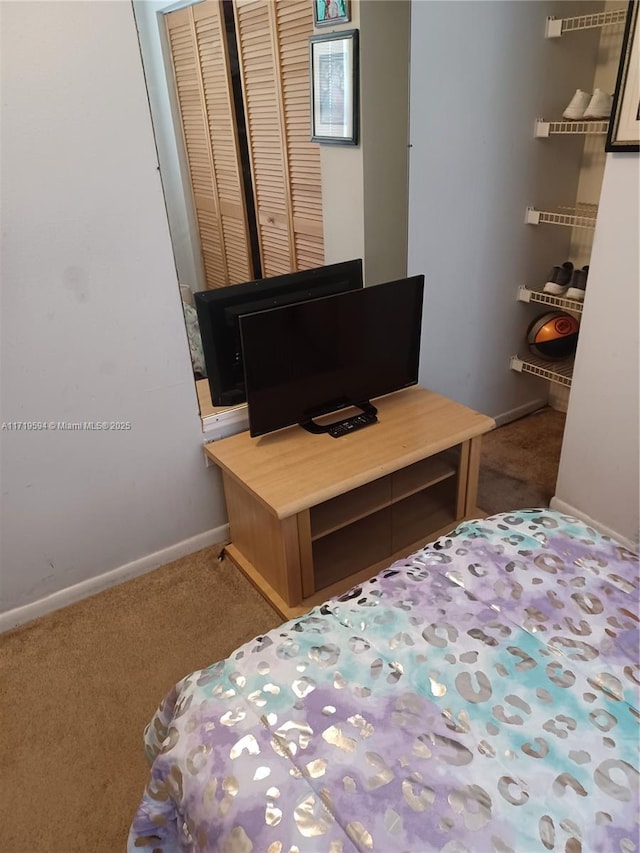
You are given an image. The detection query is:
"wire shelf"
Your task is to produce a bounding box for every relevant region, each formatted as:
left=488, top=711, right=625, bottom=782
left=535, top=119, right=609, bottom=137
left=510, top=354, right=574, bottom=387
left=526, top=204, right=598, bottom=229
left=517, top=286, right=585, bottom=314
left=545, top=8, right=628, bottom=37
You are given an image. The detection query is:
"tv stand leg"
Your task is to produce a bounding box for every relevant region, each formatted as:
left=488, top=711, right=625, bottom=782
left=464, top=437, right=482, bottom=516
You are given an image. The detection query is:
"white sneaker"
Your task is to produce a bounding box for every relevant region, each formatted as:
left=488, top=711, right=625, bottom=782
left=583, top=89, right=613, bottom=119
left=562, top=89, right=591, bottom=120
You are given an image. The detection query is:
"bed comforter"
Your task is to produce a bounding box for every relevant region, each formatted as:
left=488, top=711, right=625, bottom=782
left=128, top=509, right=639, bottom=852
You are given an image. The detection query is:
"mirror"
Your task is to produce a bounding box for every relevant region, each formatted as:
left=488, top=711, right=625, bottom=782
left=133, top=0, right=324, bottom=420
left=132, top=0, right=411, bottom=423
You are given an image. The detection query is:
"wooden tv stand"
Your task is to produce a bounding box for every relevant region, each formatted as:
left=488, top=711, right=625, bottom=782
left=204, top=386, right=494, bottom=620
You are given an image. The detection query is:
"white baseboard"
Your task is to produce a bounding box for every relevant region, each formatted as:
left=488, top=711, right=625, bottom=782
left=0, top=524, right=230, bottom=634
left=493, top=398, right=548, bottom=428
left=549, top=497, right=638, bottom=553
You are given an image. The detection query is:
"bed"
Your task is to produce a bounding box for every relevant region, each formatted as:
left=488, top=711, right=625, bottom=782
left=128, top=509, right=639, bottom=852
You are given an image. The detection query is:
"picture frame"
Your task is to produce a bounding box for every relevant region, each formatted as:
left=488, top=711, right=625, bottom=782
left=313, top=0, right=350, bottom=28
left=309, top=29, right=359, bottom=146
left=606, top=0, right=640, bottom=152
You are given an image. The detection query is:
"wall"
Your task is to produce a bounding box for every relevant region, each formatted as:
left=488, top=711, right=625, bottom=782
left=568, top=0, right=624, bottom=272
left=407, top=1, right=602, bottom=421
left=361, top=0, right=410, bottom=285
left=319, top=0, right=410, bottom=285
left=548, top=0, right=626, bottom=414
left=0, top=0, right=224, bottom=624
left=317, top=1, right=365, bottom=268
left=553, top=153, right=639, bottom=547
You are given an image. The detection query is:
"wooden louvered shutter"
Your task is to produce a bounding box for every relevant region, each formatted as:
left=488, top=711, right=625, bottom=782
left=165, top=1, right=253, bottom=289
left=234, top=0, right=324, bottom=276
left=276, top=1, right=324, bottom=269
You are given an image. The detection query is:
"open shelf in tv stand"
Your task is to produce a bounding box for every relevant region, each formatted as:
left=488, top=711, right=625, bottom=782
left=205, top=386, right=495, bottom=620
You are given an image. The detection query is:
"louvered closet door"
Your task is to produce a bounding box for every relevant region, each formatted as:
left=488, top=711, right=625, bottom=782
left=165, top=1, right=253, bottom=289
left=275, top=0, right=324, bottom=269
left=234, top=0, right=324, bottom=275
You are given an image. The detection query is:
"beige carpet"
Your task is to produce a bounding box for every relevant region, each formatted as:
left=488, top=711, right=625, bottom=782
left=478, top=406, right=565, bottom=517
left=0, top=548, right=281, bottom=853
left=0, top=406, right=564, bottom=852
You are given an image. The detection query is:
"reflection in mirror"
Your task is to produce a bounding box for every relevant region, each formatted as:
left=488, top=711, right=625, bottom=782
left=194, top=260, right=363, bottom=407
left=133, top=0, right=326, bottom=419
left=133, top=0, right=210, bottom=410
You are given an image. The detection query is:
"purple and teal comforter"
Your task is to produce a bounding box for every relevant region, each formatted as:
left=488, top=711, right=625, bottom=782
left=128, top=510, right=639, bottom=852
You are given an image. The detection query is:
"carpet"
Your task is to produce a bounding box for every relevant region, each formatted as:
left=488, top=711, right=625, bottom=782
left=478, top=407, right=565, bottom=516
left=0, top=547, right=280, bottom=853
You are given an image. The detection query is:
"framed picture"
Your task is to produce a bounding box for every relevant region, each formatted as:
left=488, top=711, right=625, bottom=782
left=310, top=29, right=359, bottom=145
left=606, top=0, right=640, bottom=152
left=313, top=0, right=350, bottom=28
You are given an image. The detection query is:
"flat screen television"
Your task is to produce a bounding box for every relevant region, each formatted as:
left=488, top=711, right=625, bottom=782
left=239, top=274, right=425, bottom=437
left=194, top=259, right=363, bottom=406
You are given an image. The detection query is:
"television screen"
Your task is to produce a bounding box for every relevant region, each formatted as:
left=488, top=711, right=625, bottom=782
left=240, top=275, right=424, bottom=437
left=194, top=260, right=363, bottom=406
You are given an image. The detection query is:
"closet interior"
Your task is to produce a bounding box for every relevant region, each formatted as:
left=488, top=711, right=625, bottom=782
left=508, top=2, right=628, bottom=482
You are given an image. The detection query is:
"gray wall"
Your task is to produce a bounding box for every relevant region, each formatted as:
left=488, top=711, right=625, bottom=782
left=361, top=0, right=411, bottom=285
left=1, top=0, right=223, bottom=617
left=408, top=1, right=602, bottom=420
left=319, top=0, right=411, bottom=286
left=554, top=153, right=639, bottom=546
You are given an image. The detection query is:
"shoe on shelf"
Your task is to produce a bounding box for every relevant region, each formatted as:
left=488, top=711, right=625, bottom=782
left=543, top=261, right=574, bottom=295
left=563, top=89, right=591, bottom=120
left=566, top=265, right=589, bottom=301
left=583, top=89, right=613, bottom=119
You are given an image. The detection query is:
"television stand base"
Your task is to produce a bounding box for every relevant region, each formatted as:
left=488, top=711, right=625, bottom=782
left=300, top=401, right=378, bottom=438
left=204, top=387, right=495, bottom=619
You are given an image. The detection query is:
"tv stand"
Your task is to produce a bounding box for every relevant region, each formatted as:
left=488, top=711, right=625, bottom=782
left=205, top=386, right=495, bottom=620
left=301, top=401, right=378, bottom=438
